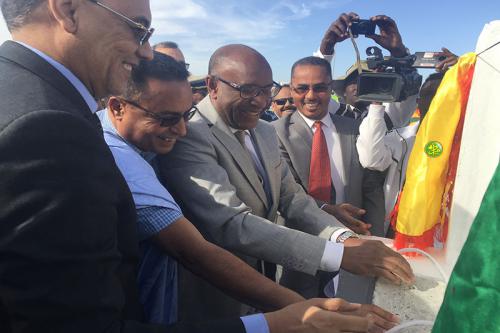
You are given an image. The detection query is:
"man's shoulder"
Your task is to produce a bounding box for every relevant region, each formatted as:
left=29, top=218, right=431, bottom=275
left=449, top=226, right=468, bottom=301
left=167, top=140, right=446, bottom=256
left=272, top=112, right=295, bottom=134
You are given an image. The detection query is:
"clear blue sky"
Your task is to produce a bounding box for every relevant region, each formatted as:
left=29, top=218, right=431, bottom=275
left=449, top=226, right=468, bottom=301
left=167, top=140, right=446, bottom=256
left=1, top=0, right=499, bottom=82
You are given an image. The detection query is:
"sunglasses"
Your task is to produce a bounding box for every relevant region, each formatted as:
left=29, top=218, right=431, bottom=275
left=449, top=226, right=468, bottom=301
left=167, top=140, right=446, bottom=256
left=291, top=82, right=332, bottom=96
left=121, top=99, right=197, bottom=127
left=273, top=97, right=294, bottom=106
left=89, top=0, right=155, bottom=46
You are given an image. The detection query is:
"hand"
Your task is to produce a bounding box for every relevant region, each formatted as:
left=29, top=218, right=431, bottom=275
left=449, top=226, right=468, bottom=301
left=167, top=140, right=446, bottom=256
left=435, top=47, right=458, bottom=72
left=323, top=203, right=372, bottom=235
left=342, top=238, right=415, bottom=285
left=366, top=15, right=406, bottom=57
left=342, top=303, right=400, bottom=331
left=265, top=298, right=377, bottom=333
left=320, top=12, right=360, bottom=55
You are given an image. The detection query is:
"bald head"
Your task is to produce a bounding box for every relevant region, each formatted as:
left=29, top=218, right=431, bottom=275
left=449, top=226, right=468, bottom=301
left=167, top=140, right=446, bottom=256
left=208, top=44, right=271, bottom=77
left=206, top=44, right=274, bottom=130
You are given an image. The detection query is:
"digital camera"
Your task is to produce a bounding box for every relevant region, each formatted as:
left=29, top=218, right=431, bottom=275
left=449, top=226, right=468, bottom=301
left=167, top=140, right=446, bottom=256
left=350, top=19, right=376, bottom=36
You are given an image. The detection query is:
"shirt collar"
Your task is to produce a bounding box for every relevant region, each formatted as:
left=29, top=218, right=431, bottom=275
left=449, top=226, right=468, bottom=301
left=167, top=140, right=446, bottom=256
left=297, top=109, right=334, bottom=130
left=15, top=41, right=98, bottom=113
left=98, top=109, right=157, bottom=162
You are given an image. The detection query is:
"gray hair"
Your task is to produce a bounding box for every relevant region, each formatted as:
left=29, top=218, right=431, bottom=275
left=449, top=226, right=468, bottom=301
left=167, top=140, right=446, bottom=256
left=1, top=0, right=45, bottom=31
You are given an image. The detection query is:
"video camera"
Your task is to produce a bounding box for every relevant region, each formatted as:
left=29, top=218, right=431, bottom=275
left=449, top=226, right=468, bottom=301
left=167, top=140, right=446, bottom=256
left=357, top=46, right=423, bottom=102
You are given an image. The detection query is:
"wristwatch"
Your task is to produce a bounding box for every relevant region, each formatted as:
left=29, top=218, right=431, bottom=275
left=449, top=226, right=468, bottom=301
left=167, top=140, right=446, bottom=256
left=337, top=231, right=359, bottom=243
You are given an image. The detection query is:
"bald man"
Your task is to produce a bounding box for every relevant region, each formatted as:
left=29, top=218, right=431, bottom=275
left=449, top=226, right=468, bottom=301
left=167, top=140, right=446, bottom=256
left=159, top=44, right=413, bottom=321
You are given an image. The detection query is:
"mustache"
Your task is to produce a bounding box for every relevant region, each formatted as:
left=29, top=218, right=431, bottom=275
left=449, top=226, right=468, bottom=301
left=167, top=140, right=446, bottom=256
left=283, top=105, right=297, bottom=111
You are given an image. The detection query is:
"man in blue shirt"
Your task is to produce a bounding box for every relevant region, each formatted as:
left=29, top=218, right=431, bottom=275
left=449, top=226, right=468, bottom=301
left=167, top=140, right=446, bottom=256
left=99, top=52, right=399, bottom=332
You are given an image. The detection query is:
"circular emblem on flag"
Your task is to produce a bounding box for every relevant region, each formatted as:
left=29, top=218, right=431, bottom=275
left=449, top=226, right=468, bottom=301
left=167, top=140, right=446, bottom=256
left=425, top=141, right=443, bottom=158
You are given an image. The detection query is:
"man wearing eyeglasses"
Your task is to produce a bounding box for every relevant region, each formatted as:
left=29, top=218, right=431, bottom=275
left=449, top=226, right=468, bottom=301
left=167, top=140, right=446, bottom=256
left=100, top=51, right=397, bottom=333
left=0, top=1, right=232, bottom=333
left=159, top=44, right=414, bottom=322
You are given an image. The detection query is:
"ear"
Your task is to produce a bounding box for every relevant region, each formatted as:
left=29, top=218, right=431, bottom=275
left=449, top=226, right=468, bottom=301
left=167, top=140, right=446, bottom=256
left=46, top=0, right=79, bottom=34
left=108, top=97, right=125, bottom=120
left=206, top=75, right=218, bottom=99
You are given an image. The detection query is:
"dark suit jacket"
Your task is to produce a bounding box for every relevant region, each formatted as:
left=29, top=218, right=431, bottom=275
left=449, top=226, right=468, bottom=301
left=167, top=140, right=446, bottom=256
left=274, top=111, right=386, bottom=236
left=0, top=41, right=244, bottom=333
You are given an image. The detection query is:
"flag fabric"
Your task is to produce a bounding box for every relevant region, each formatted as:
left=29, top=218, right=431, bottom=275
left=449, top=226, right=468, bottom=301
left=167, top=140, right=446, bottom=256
left=432, top=162, right=500, bottom=333
left=391, top=53, right=477, bottom=250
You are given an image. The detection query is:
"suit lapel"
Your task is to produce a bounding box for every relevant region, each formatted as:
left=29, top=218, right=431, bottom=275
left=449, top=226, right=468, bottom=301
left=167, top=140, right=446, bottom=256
left=289, top=112, right=313, bottom=190
left=197, top=98, right=269, bottom=207
left=250, top=127, right=277, bottom=207
left=0, top=41, right=93, bottom=117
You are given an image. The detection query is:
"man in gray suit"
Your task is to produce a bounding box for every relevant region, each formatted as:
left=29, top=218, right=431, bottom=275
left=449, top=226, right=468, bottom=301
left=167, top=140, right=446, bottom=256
left=274, top=56, right=387, bottom=303
left=159, top=44, right=414, bottom=321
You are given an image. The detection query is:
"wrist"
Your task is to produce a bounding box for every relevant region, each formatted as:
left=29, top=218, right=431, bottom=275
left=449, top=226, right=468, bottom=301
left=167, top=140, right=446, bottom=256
left=390, top=46, right=410, bottom=58
left=320, top=39, right=336, bottom=55
left=337, top=230, right=359, bottom=243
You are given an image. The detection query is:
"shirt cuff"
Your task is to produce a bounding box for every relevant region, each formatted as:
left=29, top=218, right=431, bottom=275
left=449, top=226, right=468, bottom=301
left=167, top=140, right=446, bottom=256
left=368, top=104, right=386, bottom=118
left=240, top=314, right=270, bottom=333
left=319, top=240, right=345, bottom=272
left=313, top=48, right=334, bottom=63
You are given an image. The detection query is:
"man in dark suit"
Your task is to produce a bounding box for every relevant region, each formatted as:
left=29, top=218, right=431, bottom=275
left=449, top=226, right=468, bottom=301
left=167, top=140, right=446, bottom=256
left=0, top=2, right=385, bottom=332
left=0, top=1, right=246, bottom=332
left=274, top=56, right=387, bottom=303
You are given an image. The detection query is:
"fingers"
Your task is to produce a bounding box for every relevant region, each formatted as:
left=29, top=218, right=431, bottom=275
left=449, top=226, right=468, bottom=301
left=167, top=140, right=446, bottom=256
left=370, top=15, right=396, bottom=28
left=332, top=312, right=373, bottom=332
left=375, top=247, right=415, bottom=284
left=363, top=305, right=400, bottom=330
left=343, top=204, right=366, bottom=217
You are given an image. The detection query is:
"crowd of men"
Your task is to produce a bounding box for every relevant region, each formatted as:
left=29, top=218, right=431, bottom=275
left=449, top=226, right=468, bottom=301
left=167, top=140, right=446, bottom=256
left=0, top=1, right=457, bottom=332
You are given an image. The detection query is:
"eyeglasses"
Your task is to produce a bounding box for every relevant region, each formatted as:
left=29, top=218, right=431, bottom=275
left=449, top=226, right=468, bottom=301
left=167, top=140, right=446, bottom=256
left=216, top=77, right=281, bottom=99
left=273, top=97, right=294, bottom=106
left=179, top=61, right=190, bottom=70
left=291, top=82, right=333, bottom=96
left=88, top=0, right=155, bottom=45
left=121, top=99, right=197, bottom=126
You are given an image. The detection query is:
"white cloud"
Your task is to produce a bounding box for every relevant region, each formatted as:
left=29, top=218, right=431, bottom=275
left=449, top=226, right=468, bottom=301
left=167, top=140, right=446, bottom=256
left=0, top=19, right=10, bottom=43
left=149, top=0, right=344, bottom=74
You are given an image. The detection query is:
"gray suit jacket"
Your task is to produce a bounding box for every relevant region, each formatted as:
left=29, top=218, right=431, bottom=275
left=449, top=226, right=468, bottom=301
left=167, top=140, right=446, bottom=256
left=274, top=111, right=386, bottom=235
left=158, top=96, right=345, bottom=319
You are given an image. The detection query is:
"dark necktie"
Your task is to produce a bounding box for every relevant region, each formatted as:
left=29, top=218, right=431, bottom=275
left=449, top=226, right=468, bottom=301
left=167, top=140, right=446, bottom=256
left=309, top=121, right=332, bottom=203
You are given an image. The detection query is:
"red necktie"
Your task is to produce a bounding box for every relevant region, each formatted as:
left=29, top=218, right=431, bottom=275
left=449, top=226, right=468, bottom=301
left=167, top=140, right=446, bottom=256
left=309, top=121, right=331, bottom=203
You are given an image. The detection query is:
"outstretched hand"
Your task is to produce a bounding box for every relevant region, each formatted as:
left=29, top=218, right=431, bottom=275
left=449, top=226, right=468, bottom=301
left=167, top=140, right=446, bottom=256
left=265, top=298, right=379, bottom=333
left=323, top=203, right=371, bottom=235
left=366, top=15, right=407, bottom=57
left=342, top=238, right=415, bottom=285
left=436, top=47, right=458, bottom=72
left=320, top=12, right=360, bottom=55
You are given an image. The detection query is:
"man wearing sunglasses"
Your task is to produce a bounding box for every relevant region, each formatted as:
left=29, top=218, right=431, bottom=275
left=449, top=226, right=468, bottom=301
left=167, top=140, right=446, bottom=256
left=159, top=44, right=413, bottom=323
left=100, top=51, right=395, bottom=333
left=271, top=84, right=297, bottom=118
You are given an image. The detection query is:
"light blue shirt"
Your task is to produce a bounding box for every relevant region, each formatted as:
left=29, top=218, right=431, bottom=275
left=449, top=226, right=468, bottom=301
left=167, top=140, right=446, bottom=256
left=98, top=109, right=268, bottom=332
left=14, top=41, right=98, bottom=113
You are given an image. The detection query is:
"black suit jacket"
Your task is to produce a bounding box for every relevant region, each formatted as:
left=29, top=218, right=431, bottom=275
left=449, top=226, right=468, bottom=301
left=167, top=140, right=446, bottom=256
left=0, top=41, right=244, bottom=333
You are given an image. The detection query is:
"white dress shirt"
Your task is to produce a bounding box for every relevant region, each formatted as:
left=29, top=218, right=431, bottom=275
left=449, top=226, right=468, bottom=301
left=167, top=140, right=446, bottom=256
left=297, top=110, right=346, bottom=204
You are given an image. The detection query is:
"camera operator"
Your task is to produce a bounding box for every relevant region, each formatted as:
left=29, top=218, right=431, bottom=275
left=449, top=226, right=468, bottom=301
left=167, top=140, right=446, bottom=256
left=314, top=13, right=418, bottom=129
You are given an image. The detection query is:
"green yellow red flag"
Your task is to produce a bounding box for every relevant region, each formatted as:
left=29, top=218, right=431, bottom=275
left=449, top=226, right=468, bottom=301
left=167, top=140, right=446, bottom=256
left=392, top=53, right=477, bottom=249
left=432, top=162, right=500, bottom=332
